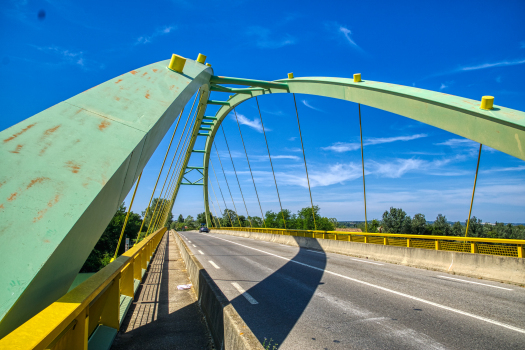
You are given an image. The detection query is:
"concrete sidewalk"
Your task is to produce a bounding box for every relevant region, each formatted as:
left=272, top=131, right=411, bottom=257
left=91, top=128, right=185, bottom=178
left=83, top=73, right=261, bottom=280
left=112, top=231, right=213, bottom=350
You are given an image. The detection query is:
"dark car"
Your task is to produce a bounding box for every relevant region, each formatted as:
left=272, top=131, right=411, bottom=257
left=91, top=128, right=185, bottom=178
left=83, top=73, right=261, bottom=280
left=199, top=226, right=209, bottom=233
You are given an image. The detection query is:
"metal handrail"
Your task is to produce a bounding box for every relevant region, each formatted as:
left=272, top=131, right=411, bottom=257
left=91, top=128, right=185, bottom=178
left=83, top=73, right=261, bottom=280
left=216, top=227, right=524, bottom=258
left=0, top=228, right=167, bottom=350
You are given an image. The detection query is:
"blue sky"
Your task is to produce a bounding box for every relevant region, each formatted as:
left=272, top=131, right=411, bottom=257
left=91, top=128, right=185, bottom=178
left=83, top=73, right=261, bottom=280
left=1, top=0, right=524, bottom=223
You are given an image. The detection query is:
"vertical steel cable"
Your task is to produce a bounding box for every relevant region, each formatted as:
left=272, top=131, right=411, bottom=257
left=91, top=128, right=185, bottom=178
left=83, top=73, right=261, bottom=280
left=221, top=126, right=252, bottom=227
left=112, top=171, right=142, bottom=260
left=358, top=104, right=368, bottom=233
left=209, top=197, right=221, bottom=228
left=211, top=160, right=234, bottom=226
left=465, top=144, right=482, bottom=237
left=255, top=96, right=287, bottom=229
left=136, top=104, right=189, bottom=240
left=233, top=108, right=266, bottom=228
left=292, top=93, right=317, bottom=230
left=214, top=144, right=242, bottom=226
left=147, top=93, right=200, bottom=234
left=209, top=178, right=224, bottom=226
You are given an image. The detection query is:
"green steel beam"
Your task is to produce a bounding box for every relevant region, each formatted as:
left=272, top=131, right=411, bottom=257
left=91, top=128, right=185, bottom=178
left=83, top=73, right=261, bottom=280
left=198, top=132, right=210, bottom=136
left=201, top=121, right=214, bottom=125
left=0, top=57, right=212, bottom=337
left=192, top=150, right=206, bottom=153
left=210, top=85, right=265, bottom=94
left=203, top=116, right=218, bottom=120
left=207, top=100, right=229, bottom=106
left=210, top=76, right=288, bottom=90
left=201, top=76, right=525, bottom=226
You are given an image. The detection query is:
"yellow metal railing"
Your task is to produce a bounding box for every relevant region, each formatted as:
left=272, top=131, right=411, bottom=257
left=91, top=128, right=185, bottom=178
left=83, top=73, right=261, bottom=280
left=216, top=227, right=524, bottom=258
left=0, top=228, right=167, bottom=350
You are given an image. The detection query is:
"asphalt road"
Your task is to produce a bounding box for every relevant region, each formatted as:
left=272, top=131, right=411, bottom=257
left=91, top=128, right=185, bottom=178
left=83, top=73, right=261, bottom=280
left=178, top=230, right=525, bottom=350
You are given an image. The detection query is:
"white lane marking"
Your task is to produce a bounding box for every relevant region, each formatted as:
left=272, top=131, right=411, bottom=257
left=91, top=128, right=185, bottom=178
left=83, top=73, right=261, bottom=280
left=198, top=232, right=525, bottom=334
left=188, top=241, right=192, bottom=243
left=231, top=282, right=258, bottom=304
left=351, top=258, right=384, bottom=266
left=198, top=250, right=204, bottom=255
left=437, top=276, right=513, bottom=291
left=208, top=261, right=220, bottom=269
left=192, top=244, right=197, bottom=248
left=306, top=249, right=324, bottom=254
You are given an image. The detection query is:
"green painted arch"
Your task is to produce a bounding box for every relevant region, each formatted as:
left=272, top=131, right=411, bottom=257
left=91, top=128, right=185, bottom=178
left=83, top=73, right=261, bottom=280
left=202, top=77, right=525, bottom=227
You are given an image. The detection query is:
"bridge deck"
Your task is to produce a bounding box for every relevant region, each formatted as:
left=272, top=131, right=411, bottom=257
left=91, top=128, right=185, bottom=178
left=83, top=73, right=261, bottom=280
left=111, top=232, right=212, bottom=349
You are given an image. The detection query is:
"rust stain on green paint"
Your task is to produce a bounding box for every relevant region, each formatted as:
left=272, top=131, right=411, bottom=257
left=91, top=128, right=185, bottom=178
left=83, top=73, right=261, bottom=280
left=65, top=161, right=81, bottom=174
left=33, top=194, right=61, bottom=222
left=98, top=120, right=110, bottom=131
left=3, top=123, right=36, bottom=143
left=26, top=177, right=49, bottom=189
left=44, top=125, right=61, bottom=136
left=9, top=144, right=23, bottom=153
left=130, top=70, right=138, bottom=75
left=115, top=79, right=123, bottom=84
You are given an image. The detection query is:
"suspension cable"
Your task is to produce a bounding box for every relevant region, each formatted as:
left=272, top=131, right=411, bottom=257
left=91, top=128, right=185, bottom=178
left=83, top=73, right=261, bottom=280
left=214, top=144, right=242, bottom=226
left=147, top=93, right=200, bottom=234
left=211, top=160, right=234, bottom=226
left=255, top=96, right=287, bottom=229
left=465, top=144, right=482, bottom=237
left=209, top=177, right=224, bottom=227
left=112, top=171, right=142, bottom=260
left=135, top=104, right=189, bottom=241
left=209, top=197, right=221, bottom=228
left=221, top=126, right=252, bottom=227
left=358, top=103, right=368, bottom=233
left=233, top=108, right=266, bottom=228
left=292, top=93, right=317, bottom=230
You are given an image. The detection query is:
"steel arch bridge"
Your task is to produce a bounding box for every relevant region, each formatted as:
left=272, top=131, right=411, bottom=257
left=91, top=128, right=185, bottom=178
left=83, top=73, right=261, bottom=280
left=0, top=53, right=524, bottom=346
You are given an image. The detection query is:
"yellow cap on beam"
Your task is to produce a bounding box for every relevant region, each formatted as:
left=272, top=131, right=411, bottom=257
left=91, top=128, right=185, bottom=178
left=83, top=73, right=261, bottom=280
left=354, top=73, right=362, bottom=82
left=480, top=96, right=494, bottom=110
left=206, top=63, right=212, bottom=67
left=168, top=54, right=186, bottom=73
left=197, top=53, right=207, bottom=64
left=288, top=72, right=294, bottom=79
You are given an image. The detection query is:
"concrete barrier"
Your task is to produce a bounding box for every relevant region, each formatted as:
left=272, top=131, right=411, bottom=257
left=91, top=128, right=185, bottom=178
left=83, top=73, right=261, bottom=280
left=172, top=231, right=264, bottom=350
left=211, top=229, right=525, bottom=286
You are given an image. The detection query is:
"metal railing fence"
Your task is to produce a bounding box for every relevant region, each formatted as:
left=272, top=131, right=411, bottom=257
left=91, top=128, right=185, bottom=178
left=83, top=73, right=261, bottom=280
left=0, top=228, right=167, bottom=350
left=216, top=227, right=524, bottom=258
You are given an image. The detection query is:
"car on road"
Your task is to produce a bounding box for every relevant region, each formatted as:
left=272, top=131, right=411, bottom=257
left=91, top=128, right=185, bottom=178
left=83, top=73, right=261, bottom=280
left=199, top=226, right=209, bottom=233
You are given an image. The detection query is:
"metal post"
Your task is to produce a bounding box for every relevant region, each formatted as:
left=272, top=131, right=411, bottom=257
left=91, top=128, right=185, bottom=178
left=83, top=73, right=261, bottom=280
left=465, top=144, right=482, bottom=237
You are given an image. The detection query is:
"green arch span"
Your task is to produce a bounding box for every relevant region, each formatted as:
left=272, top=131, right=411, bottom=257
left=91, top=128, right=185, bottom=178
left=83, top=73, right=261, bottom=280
left=202, top=77, right=525, bottom=226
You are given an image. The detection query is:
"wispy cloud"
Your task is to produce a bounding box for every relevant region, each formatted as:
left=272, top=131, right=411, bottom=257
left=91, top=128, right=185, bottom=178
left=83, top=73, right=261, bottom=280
left=369, top=158, right=424, bottom=178
left=322, top=134, right=428, bottom=153
left=135, top=25, right=176, bottom=45
left=288, top=137, right=297, bottom=141
left=325, top=22, right=364, bottom=53
left=272, top=155, right=300, bottom=160
left=339, top=26, right=359, bottom=48
left=482, top=165, right=525, bottom=173
left=246, top=26, right=295, bottom=49
left=301, top=99, right=323, bottom=112
left=429, top=58, right=525, bottom=78
left=32, top=45, right=99, bottom=69
left=231, top=112, right=267, bottom=133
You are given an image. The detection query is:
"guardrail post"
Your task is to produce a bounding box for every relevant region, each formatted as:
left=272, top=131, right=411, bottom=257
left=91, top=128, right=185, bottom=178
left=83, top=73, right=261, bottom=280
left=384, top=238, right=389, bottom=245
left=471, top=242, right=478, bottom=254
left=407, top=238, right=412, bottom=247
left=364, top=236, right=368, bottom=243
left=435, top=240, right=441, bottom=250
left=348, top=235, right=353, bottom=242
left=133, top=256, right=141, bottom=281
left=141, top=246, right=148, bottom=271
left=121, top=262, right=134, bottom=298
left=518, top=245, right=523, bottom=258
left=99, top=274, right=121, bottom=331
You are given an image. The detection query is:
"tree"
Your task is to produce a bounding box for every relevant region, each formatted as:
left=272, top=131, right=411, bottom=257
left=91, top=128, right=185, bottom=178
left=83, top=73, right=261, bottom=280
left=382, top=207, right=411, bottom=234
left=184, top=215, right=196, bottom=229
left=451, top=221, right=464, bottom=236
left=411, top=213, right=427, bottom=235
left=177, top=214, right=184, bottom=223
left=465, top=216, right=484, bottom=237
left=196, top=212, right=207, bottom=226
left=430, top=214, right=451, bottom=236
left=141, top=198, right=171, bottom=229
left=81, top=202, right=142, bottom=273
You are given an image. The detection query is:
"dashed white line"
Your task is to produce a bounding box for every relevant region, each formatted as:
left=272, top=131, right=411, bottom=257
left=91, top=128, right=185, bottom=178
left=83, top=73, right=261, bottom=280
left=197, top=232, right=525, bottom=334
left=188, top=241, right=192, bottom=243
left=192, top=244, right=197, bottom=248
left=350, top=258, right=384, bottom=266
left=437, top=275, right=513, bottom=291
left=198, top=250, right=204, bottom=255
left=306, top=249, right=324, bottom=254
left=208, top=261, right=220, bottom=269
left=231, top=282, right=258, bottom=304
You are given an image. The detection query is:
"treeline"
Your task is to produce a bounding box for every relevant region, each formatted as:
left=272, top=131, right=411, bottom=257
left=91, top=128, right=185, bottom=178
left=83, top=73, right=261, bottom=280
left=350, top=207, right=525, bottom=240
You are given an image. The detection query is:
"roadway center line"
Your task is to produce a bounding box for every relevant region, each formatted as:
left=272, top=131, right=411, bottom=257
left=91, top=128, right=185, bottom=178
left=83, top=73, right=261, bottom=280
left=198, top=250, right=204, bottom=255
left=306, top=249, right=324, bottom=254
left=199, top=233, right=525, bottom=334
left=208, top=261, right=220, bottom=269
left=437, top=275, right=513, bottom=291
left=231, top=282, right=259, bottom=304
left=192, top=244, right=197, bottom=248
left=350, top=258, right=384, bottom=266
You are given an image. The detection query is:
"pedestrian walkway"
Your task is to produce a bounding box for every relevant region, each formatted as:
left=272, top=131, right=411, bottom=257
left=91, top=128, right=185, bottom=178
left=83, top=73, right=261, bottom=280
left=112, top=231, right=213, bottom=349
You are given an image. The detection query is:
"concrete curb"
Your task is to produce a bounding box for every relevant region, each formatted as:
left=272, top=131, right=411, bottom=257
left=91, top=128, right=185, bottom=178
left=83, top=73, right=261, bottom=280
left=211, top=230, right=525, bottom=286
left=172, top=231, right=264, bottom=350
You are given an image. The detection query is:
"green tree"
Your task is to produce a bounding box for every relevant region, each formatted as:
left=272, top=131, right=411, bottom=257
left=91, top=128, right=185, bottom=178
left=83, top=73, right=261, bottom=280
left=411, top=213, right=427, bottom=235
left=465, top=216, right=484, bottom=237
left=382, top=207, right=412, bottom=234
left=177, top=214, right=184, bottom=223
left=451, top=221, right=464, bottom=236
left=430, top=214, right=450, bottom=236
left=141, top=198, right=170, bottom=229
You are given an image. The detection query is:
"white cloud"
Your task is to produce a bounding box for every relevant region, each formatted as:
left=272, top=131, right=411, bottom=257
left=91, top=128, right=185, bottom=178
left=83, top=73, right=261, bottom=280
left=482, top=165, right=525, bottom=173
left=135, top=25, right=176, bottom=45
left=246, top=26, right=295, bottom=49
left=288, top=137, right=297, bottom=141
left=33, top=46, right=91, bottom=68
left=322, top=134, right=428, bottom=153
left=440, top=83, right=448, bottom=90
left=272, top=155, right=300, bottom=160
left=369, top=158, right=424, bottom=178
left=231, top=113, right=266, bottom=133
left=461, top=58, right=525, bottom=71
left=301, top=99, right=324, bottom=112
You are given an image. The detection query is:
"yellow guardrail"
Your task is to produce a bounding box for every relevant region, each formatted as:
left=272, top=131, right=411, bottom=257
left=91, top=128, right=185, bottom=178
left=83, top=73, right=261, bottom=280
left=0, top=228, right=167, bottom=350
left=216, top=227, right=524, bottom=258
